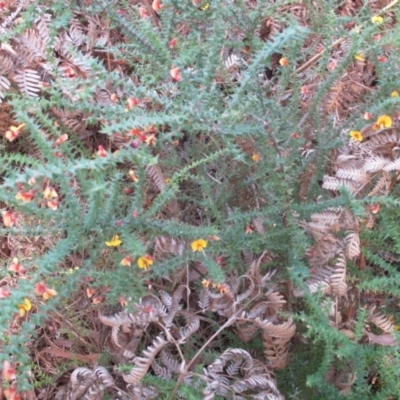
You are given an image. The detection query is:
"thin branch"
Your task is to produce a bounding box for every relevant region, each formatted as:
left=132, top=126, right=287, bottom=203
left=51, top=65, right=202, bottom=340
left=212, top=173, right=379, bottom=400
left=249, top=114, right=280, bottom=154
left=295, top=0, right=399, bottom=74
left=167, top=312, right=240, bottom=400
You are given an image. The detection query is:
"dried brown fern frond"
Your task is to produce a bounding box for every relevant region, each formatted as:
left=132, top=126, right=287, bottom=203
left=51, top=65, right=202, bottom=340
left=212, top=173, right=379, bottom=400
left=330, top=252, right=348, bottom=297
left=68, top=16, right=86, bottom=47
left=146, top=163, right=166, bottom=192
left=246, top=251, right=274, bottom=289
left=154, top=236, right=185, bottom=260
left=322, top=175, right=361, bottom=193
left=236, top=319, right=260, bottom=342
left=251, top=317, right=296, bottom=369
left=99, top=296, right=165, bottom=329
left=13, top=68, right=41, bottom=98
left=344, top=230, right=360, bottom=259
left=235, top=275, right=256, bottom=303
left=52, top=108, right=88, bottom=136
left=177, top=311, right=200, bottom=344
left=0, top=75, right=11, bottom=103
left=336, top=0, right=363, bottom=16
left=367, top=305, right=394, bottom=333
left=323, top=126, right=400, bottom=197
left=323, top=57, right=376, bottom=120
left=197, top=287, right=209, bottom=312
left=252, top=216, right=265, bottom=234
left=160, top=349, right=181, bottom=374
left=126, top=382, right=159, bottom=399
left=162, top=285, right=188, bottom=326
left=305, top=265, right=334, bottom=295
left=122, top=334, right=170, bottom=384
left=99, top=310, right=133, bottom=327
left=325, top=363, right=356, bottom=395
left=17, top=28, right=47, bottom=63
left=0, top=102, right=14, bottom=133
left=66, top=366, right=114, bottom=400
left=305, top=235, right=343, bottom=267
left=202, top=348, right=284, bottom=399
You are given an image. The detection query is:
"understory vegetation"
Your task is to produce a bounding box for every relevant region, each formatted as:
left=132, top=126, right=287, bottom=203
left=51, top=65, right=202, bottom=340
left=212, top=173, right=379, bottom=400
left=0, top=0, right=400, bottom=399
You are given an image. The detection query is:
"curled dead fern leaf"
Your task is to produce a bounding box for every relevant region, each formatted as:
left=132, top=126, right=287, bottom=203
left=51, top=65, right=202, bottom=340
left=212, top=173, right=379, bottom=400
left=123, top=334, right=170, bottom=384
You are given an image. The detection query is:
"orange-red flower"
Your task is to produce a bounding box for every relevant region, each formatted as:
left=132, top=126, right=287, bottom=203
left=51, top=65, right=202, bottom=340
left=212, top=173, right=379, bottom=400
left=8, top=258, right=26, bottom=274
left=208, top=235, right=220, bottom=241
left=137, top=255, right=153, bottom=270
left=169, top=38, right=177, bottom=49
left=5, top=124, right=25, bottom=142
left=3, top=210, right=17, bottom=227
left=35, top=282, right=57, bottom=300
left=4, top=383, right=22, bottom=400
left=364, top=112, right=373, bottom=120
left=64, top=65, right=75, bottom=78
left=279, top=57, right=288, bottom=67
left=126, top=97, right=139, bottom=110
left=152, top=0, right=162, bottom=11
left=139, top=6, right=148, bottom=18
left=170, top=67, right=182, bottom=82
left=53, top=134, right=68, bottom=146
left=0, top=287, right=11, bottom=298
left=86, top=287, right=96, bottom=298
left=47, top=199, right=59, bottom=211
left=129, top=170, right=139, bottom=182
left=369, top=204, right=380, bottom=214
left=216, top=283, right=228, bottom=294
left=328, top=60, right=337, bottom=71
left=145, top=134, right=156, bottom=146
left=92, top=296, right=103, bottom=304
left=245, top=226, right=253, bottom=234
left=129, top=128, right=147, bottom=142
left=119, top=295, right=127, bottom=307
left=300, top=86, right=310, bottom=95
left=15, top=190, right=35, bottom=203
left=3, top=361, right=16, bottom=381
left=43, top=186, right=58, bottom=200
left=202, top=279, right=212, bottom=288
left=97, top=145, right=108, bottom=157
left=120, top=256, right=132, bottom=266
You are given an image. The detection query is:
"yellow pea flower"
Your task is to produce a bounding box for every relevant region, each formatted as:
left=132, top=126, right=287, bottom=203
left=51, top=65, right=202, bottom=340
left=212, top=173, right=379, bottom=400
left=371, top=15, right=383, bottom=24
left=137, top=255, right=153, bottom=270
left=373, top=115, right=392, bottom=130
left=350, top=131, right=363, bottom=142
left=105, top=235, right=122, bottom=247
left=191, top=239, right=207, bottom=252
left=18, top=298, right=32, bottom=317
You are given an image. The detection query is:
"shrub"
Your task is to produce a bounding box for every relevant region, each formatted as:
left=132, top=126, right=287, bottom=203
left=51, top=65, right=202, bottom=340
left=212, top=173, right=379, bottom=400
left=0, top=0, right=400, bottom=398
